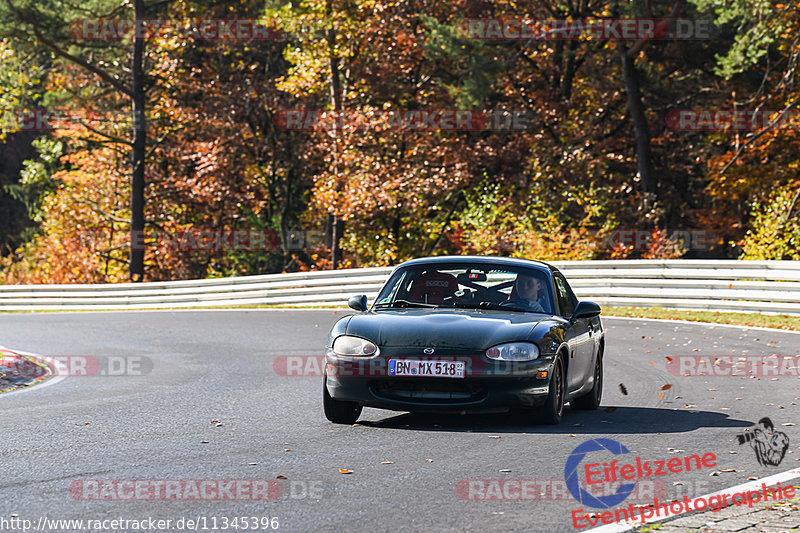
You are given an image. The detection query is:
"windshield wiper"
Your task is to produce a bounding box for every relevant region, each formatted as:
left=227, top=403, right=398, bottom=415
left=373, top=299, right=438, bottom=309
left=444, top=301, right=528, bottom=312
left=477, top=301, right=529, bottom=312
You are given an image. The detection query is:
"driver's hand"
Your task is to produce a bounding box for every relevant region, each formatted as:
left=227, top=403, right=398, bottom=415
left=506, top=298, right=544, bottom=313
left=528, top=300, right=545, bottom=313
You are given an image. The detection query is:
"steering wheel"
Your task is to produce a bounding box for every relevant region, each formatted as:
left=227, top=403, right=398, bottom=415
left=500, top=298, right=545, bottom=313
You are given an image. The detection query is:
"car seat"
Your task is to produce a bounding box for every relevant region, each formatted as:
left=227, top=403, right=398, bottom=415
left=411, top=271, right=459, bottom=305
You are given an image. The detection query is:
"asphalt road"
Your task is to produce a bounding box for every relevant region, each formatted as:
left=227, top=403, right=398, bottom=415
left=1, top=311, right=799, bottom=533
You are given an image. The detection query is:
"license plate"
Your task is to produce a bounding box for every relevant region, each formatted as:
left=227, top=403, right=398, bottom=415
left=388, top=359, right=465, bottom=378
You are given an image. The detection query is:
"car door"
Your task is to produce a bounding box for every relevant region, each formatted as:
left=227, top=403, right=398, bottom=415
left=553, top=272, right=594, bottom=392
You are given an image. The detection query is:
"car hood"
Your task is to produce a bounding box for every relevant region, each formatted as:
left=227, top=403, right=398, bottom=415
left=345, top=309, right=546, bottom=349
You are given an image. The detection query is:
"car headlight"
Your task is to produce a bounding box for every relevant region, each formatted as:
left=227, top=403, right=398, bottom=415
left=485, top=342, right=539, bottom=361
left=332, top=335, right=378, bottom=356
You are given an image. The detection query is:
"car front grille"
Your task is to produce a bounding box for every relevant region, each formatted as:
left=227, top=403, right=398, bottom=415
left=370, top=379, right=487, bottom=404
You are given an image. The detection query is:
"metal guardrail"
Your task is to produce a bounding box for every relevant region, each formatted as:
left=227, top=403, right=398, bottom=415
left=1, top=260, right=799, bottom=314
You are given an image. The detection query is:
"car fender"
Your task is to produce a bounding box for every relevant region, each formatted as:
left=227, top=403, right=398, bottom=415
left=326, top=315, right=355, bottom=350
left=529, top=319, right=567, bottom=357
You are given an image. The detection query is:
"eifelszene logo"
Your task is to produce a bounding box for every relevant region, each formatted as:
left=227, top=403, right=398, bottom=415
left=565, top=438, right=718, bottom=510
left=565, top=438, right=636, bottom=509
left=737, top=418, right=790, bottom=467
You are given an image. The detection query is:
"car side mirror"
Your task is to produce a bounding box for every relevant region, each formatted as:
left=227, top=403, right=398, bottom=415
left=348, top=294, right=368, bottom=312
left=571, top=301, right=601, bottom=320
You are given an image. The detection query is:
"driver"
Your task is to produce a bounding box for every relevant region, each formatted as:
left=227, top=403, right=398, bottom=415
left=508, top=273, right=547, bottom=313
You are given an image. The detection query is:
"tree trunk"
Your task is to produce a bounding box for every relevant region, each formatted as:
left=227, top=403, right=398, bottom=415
left=615, top=1, right=686, bottom=201
left=327, top=0, right=343, bottom=269
left=129, top=0, right=146, bottom=281
left=619, top=46, right=655, bottom=197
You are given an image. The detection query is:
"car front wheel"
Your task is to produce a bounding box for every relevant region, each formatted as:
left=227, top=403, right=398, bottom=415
left=323, top=376, right=362, bottom=424
left=536, top=356, right=565, bottom=425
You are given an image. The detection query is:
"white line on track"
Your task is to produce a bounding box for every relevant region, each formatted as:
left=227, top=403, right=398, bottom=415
left=603, top=315, right=800, bottom=335
left=584, top=466, right=800, bottom=532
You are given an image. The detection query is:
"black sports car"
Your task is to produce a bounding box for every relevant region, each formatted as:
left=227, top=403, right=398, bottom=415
left=323, top=256, right=604, bottom=425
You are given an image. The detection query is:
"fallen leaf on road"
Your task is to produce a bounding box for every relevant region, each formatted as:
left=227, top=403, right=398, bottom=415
left=284, top=449, right=291, bottom=452
left=661, top=384, right=672, bottom=390
left=659, top=392, right=664, bottom=400
left=276, top=475, right=287, bottom=479
left=380, top=461, right=394, bottom=464
left=426, top=459, right=433, bottom=463
left=339, top=468, right=352, bottom=474
left=783, top=423, right=796, bottom=426
left=248, top=462, right=258, bottom=466
left=665, top=356, right=674, bottom=363
left=619, top=384, right=628, bottom=395
left=488, top=435, right=502, bottom=439
left=200, top=441, right=208, bottom=444
left=500, top=469, right=511, bottom=472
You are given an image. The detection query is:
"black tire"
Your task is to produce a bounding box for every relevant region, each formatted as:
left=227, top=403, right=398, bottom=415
left=571, top=350, right=603, bottom=411
left=323, top=376, right=362, bottom=424
left=537, top=355, right=566, bottom=425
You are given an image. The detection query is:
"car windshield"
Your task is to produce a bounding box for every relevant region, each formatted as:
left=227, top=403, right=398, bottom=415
left=373, top=263, right=555, bottom=314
